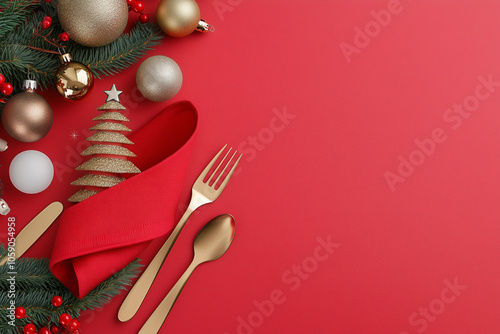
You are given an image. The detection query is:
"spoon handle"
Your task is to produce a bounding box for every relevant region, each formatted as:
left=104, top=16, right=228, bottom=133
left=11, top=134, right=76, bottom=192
left=118, top=206, right=195, bottom=322
left=139, top=261, right=199, bottom=334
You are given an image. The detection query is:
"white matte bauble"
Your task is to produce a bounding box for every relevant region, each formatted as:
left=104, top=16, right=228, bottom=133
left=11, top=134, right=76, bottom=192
left=9, top=150, right=54, bottom=194
left=136, top=56, right=183, bottom=102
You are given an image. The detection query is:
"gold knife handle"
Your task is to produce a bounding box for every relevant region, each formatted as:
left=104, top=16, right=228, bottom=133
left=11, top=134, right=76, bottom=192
left=0, top=202, right=63, bottom=266
left=117, top=205, right=195, bottom=322
left=138, top=261, right=198, bottom=334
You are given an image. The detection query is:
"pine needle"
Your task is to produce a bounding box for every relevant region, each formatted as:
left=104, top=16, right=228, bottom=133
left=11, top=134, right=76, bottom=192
left=0, top=244, right=143, bottom=333
left=0, top=2, right=163, bottom=112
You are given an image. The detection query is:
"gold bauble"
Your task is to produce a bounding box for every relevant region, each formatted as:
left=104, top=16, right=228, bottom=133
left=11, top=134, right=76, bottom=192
left=1, top=80, right=53, bottom=143
left=58, top=0, right=128, bottom=47
left=156, top=0, right=201, bottom=37
left=55, top=53, right=94, bottom=101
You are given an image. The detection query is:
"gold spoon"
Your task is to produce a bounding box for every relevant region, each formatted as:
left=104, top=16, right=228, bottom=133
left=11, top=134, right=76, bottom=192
left=138, top=214, right=236, bottom=334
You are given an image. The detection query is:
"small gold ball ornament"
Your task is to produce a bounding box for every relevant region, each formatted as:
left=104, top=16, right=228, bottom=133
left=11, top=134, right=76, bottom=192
left=55, top=53, right=94, bottom=101
left=156, top=0, right=214, bottom=37
left=1, top=79, right=53, bottom=143
left=58, top=0, right=128, bottom=47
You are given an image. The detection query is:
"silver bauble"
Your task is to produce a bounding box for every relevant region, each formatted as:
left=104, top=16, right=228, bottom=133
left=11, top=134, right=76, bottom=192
left=136, top=56, right=183, bottom=102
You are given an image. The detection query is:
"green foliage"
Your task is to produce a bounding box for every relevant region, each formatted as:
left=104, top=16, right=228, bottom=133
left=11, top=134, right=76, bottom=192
left=0, top=244, right=142, bottom=333
left=0, top=0, right=163, bottom=110
left=0, top=0, right=48, bottom=39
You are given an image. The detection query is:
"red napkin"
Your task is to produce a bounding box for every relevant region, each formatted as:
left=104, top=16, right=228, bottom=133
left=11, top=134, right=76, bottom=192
left=50, top=101, right=198, bottom=298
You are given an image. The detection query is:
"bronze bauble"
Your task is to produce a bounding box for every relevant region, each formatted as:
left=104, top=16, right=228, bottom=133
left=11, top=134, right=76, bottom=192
left=156, top=0, right=201, bottom=37
left=58, top=0, right=128, bottom=47
left=55, top=53, right=94, bottom=101
left=2, top=84, right=53, bottom=143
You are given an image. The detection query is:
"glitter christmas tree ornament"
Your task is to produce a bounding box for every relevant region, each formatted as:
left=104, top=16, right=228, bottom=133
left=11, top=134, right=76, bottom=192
left=69, top=85, right=140, bottom=203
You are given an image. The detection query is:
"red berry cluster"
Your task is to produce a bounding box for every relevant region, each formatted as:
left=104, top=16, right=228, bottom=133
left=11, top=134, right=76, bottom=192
left=41, top=16, right=52, bottom=29
left=127, top=0, right=149, bottom=23
left=59, top=32, right=70, bottom=42
left=0, top=74, right=13, bottom=99
left=15, top=296, right=81, bottom=334
left=39, top=16, right=70, bottom=42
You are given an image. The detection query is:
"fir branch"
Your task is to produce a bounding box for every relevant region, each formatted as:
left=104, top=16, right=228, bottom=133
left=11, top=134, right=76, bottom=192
left=68, top=22, right=163, bottom=78
left=0, top=0, right=43, bottom=38
left=0, top=244, right=143, bottom=333
left=0, top=1, right=162, bottom=113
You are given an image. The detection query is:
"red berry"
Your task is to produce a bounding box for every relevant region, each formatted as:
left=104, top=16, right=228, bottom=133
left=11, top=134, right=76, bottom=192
left=67, top=319, right=79, bottom=331
left=41, top=19, right=51, bottom=29
left=139, top=13, right=150, bottom=23
left=39, top=328, right=50, bottom=334
left=58, top=313, right=71, bottom=326
left=51, top=296, right=63, bottom=307
left=44, top=16, right=52, bottom=24
left=0, top=74, right=4, bottom=85
left=131, top=0, right=144, bottom=12
left=59, top=32, right=70, bottom=42
left=23, top=324, right=36, bottom=334
left=45, top=0, right=53, bottom=2
left=15, top=306, right=26, bottom=319
left=0, top=82, right=13, bottom=95
left=50, top=325, right=60, bottom=333
left=127, top=0, right=135, bottom=5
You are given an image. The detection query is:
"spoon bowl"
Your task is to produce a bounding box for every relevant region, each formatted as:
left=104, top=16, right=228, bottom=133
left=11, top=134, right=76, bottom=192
left=138, top=214, right=236, bottom=334
left=193, top=214, right=235, bottom=263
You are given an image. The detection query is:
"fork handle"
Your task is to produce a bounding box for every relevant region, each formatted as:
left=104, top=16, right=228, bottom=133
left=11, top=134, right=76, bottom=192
left=138, top=261, right=198, bottom=334
left=118, top=205, right=194, bottom=322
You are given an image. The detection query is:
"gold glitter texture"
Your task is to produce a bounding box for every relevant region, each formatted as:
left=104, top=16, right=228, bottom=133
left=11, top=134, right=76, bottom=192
left=76, top=157, right=140, bottom=174
left=81, top=144, right=136, bottom=157
left=93, top=112, right=129, bottom=122
left=87, top=131, right=133, bottom=145
left=69, top=95, right=140, bottom=203
left=90, top=122, right=132, bottom=132
left=68, top=189, right=100, bottom=203
left=71, top=174, right=126, bottom=187
left=58, top=0, right=128, bottom=47
left=97, top=101, right=126, bottom=110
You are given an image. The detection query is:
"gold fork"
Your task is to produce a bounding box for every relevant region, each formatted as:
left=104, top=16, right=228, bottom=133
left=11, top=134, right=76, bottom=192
left=118, top=145, right=242, bottom=322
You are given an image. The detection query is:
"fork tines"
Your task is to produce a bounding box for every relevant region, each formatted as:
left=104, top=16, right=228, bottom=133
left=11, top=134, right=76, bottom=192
left=205, top=145, right=242, bottom=189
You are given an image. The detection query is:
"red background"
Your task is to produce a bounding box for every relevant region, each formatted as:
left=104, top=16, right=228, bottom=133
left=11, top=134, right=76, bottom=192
left=1, top=0, right=500, bottom=333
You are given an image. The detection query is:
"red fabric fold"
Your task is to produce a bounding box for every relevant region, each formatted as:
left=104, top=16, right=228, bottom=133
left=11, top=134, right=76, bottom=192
left=50, top=101, right=198, bottom=298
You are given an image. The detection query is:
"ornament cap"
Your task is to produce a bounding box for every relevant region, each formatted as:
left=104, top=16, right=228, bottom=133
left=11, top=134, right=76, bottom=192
left=0, top=138, right=7, bottom=152
left=196, top=19, right=214, bottom=33
left=0, top=199, right=10, bottom=216
left=22, top=79, right=38, bottom=91
left=59, top=53, right=73, bottom=64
